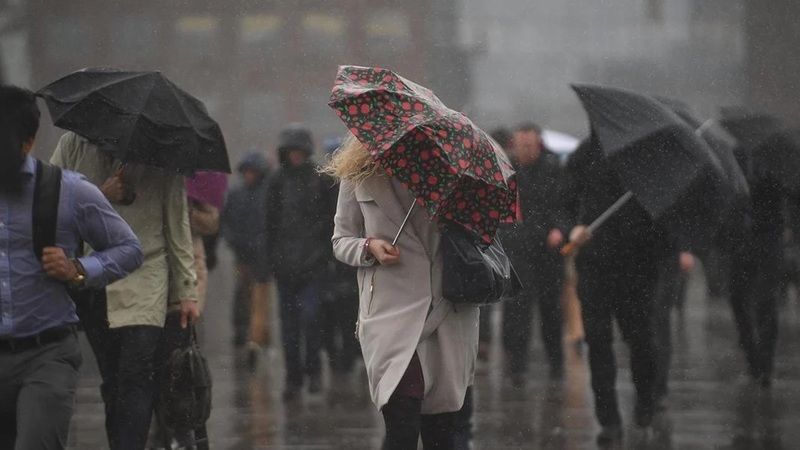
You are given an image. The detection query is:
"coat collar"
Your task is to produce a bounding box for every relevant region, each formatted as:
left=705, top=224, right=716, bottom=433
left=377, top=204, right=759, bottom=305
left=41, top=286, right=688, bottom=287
left=358, top=175, right=425, bottom=249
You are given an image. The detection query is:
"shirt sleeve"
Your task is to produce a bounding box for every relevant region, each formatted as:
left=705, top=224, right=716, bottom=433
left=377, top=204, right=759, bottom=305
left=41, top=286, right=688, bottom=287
left=71, top=175, right=144, bottom=288
left=163, top=175, right=198, bottom=305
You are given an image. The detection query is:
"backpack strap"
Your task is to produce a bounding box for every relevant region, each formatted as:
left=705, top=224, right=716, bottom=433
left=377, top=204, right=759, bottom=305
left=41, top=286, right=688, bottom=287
left=32, top=160, right=62, bottom=259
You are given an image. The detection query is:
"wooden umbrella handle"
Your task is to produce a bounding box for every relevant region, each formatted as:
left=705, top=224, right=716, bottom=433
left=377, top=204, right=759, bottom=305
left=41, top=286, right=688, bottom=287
left=560, top=241, right=579, bottom=257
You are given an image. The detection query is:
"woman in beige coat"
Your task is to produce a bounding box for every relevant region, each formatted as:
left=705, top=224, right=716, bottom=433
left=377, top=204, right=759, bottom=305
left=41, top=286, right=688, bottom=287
left=327, top=136, right=479, bottom=449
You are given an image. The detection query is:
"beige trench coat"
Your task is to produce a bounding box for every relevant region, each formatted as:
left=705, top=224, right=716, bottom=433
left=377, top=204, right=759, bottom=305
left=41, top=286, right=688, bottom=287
left=332, top=175, right=479, bottom=414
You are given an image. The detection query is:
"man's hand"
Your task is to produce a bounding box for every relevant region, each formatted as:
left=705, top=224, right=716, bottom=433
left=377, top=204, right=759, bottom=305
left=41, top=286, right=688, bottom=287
left=100, top=174, right=127, bottom=204
left=179, top=300, right=201, bottom=328
left=41, top=247, right=78, bottom=282
left=568, top=225, right=592, bottom=247
left=367, top=239, right=401, bottom=265
left=547, top=229, right=564, bottom=249
left=679, top=251, right=696, bottom=273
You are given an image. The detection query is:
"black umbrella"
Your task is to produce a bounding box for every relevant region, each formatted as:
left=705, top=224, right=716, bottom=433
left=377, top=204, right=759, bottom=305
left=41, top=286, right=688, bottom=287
left=37, top=68, right=230, bottom=173
left=656, top=97, right=749, bottom=200
left=719, top=108, right=800, bottom=194
left=563, top=84, right=737, bottom=254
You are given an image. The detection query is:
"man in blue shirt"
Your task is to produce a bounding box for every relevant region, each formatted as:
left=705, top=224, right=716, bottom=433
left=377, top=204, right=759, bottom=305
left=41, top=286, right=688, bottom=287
left=0, top=85, right=143, bottom=450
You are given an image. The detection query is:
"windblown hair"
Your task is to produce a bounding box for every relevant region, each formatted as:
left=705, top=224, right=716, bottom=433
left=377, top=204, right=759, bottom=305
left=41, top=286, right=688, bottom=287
left=320, top=134, right=381, bottom=184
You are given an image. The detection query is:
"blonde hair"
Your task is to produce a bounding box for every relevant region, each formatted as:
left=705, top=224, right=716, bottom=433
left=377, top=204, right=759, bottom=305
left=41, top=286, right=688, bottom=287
left=320, top=134, right=381, bottom=184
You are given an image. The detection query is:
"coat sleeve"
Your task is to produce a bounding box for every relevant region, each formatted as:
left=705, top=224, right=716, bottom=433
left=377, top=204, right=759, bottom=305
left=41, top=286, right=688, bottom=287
left=332, top=180, right=375, bottom=268
left=163, top=174, right=198, bottom=306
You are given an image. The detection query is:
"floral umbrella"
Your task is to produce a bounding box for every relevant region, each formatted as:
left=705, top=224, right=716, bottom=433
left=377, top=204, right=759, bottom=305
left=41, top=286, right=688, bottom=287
left=328, top=65, right=517, bottom=242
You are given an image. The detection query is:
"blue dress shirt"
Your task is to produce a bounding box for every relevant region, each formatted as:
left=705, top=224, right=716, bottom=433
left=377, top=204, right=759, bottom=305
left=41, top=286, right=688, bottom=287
left=0, top=156, right=143, bottom=338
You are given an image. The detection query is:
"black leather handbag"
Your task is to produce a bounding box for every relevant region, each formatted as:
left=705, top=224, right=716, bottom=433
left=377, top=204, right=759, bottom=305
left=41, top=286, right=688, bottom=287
left=441, top=224, right=522, bottom=306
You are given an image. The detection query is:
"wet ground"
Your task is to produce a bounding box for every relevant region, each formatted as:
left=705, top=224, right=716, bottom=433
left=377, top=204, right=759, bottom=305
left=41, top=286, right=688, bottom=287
left=67, top=252, right=800, bottom=449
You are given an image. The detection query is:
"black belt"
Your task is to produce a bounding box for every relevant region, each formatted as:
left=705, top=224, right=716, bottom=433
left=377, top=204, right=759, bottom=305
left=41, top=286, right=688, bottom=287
left=0, top=325, right=76, bottom=353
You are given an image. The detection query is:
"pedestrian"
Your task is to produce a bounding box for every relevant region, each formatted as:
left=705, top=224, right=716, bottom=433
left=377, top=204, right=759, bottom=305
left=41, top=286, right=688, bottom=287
left=501, top=122, right=569, bottom=383
left=265, top=124, right=337, bottom=399
left=320, top=137, right=360, bottom=376
left=150, top=170, right=226, bottom=449
left=51, top=131, right=200, bottom=450
left=565, top=136, right=667, bottom=445
left=723, top=153, right=785, bottom=388
left=221, top=152, right=272, bottom=363
left=0, top=85, right=143, bottom=450
left=327, top=135, right=479, bottom=449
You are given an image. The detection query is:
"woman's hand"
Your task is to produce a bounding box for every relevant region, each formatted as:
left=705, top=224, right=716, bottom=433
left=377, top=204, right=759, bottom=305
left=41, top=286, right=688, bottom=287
left=569, top=225, right=592, bottom=248
left=367, top=239, right=400, bottom=265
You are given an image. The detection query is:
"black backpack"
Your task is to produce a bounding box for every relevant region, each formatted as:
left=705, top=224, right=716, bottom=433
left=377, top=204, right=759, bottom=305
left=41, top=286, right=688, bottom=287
left=31, top=159, right=108, bottom=325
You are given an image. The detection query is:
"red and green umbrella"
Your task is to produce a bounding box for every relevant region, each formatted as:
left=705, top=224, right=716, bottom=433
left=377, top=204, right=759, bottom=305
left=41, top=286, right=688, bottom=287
left=328, top=65, right=517, bottom=242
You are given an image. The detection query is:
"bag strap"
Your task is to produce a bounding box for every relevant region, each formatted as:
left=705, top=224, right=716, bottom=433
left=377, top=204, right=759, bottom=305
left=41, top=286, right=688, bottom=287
left=32, top=160, right=63, bottom=259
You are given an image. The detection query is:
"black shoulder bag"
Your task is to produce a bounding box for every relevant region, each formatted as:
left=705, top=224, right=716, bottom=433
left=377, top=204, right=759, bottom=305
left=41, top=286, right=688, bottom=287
left=32, top=159, right=107, bottom=326
left=440, top=224, right=522, bottom=306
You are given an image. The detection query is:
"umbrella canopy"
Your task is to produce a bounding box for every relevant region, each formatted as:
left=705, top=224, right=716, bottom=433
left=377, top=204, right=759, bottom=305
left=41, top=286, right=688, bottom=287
left=656, top=97, right=749, bottom=200
left=571, top=84, right=737, bottom=247
left=719, top=109, right=800, bottom=194
left=329, top=65, right=516, bottom=242
left=37, top=68, right=230, bottom=173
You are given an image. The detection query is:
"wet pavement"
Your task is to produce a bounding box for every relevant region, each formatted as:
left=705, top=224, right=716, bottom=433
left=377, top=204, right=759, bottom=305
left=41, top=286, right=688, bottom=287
left=67, top=251, right=800, bottom=449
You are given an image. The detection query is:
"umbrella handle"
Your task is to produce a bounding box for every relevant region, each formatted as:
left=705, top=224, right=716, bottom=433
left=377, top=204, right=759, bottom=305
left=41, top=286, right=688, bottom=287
left=560, top=242, right=579, bottom=257
left=559, top=191, right=634, bottom=258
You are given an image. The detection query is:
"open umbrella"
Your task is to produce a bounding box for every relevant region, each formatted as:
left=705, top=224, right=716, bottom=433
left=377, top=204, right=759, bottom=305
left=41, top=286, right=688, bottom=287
left=719, top=109, right=800, bottom=194
left=562, top=84, right=737, bottom=254
left=37, top=68, right=230, bottom=173
left=328, top=65, right=516, bottom=242
left=656, top=97, right=749, bottom=200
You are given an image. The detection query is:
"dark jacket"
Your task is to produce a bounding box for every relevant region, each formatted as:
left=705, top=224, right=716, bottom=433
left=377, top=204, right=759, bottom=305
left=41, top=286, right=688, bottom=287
left=501, top=149, right=569, bottom=261
left=265, top=162, right=337, bottom=279
left=565, top=137, right=670, bottom=271
left=221, top=177, right=269, bottom=265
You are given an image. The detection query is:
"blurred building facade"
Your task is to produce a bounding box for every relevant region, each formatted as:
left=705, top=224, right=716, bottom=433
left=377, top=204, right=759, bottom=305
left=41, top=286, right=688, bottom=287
left=4, top=0, right=470, bottom=163
left=459, top=0, right=748, bottom=136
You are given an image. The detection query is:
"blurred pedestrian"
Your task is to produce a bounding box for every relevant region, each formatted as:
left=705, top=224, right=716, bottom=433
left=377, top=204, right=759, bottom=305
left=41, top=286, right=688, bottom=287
left=723, top=152, right=785, bottom=387
left=565, top=136, right=666, bottom=445
left=320, top=137, right=360, bottom=376
left=328, top=135, right=479, bottom=449
left=51, top=131, right=200, bottom=450
left=0, top=85, right=143, bottom=450
left=265, top=125, right=337, bottom=400
left=221, top=152, right=271, bottom=361
left=501, top=122, right=569, bottom=383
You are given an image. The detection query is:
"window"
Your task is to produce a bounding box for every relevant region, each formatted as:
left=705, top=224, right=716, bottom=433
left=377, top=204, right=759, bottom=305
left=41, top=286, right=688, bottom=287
left=301, top=13, right=346, bottom=57
left=173, top=16, right=220, bottom=64
left=365, top=9, right=410, bottom=57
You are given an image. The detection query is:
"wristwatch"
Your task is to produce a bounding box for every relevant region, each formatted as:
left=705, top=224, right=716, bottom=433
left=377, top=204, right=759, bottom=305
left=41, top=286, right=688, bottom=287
left=69, top=259, right=86, bottom=287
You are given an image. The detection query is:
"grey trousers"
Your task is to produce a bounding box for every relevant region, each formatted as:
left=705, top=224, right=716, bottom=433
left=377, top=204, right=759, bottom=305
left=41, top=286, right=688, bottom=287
left=0, top=331, right=82, bottom=450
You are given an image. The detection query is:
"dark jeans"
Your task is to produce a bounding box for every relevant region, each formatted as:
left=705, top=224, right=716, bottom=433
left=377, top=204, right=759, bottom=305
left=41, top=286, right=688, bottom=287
left=0, top=331, right=81, bottom=450
left=84, top=320, right=163, bottom=450
left=276, top=277, right=322, bottom=388
left=503, top=252, right=565, bottom=373
left=577, top=263, right=658, bottom=427
left=320, top=293, right=359, bottom=374
left=728, top=242, right=781, bottom=378
left=652, top=256, right=687, bottom=399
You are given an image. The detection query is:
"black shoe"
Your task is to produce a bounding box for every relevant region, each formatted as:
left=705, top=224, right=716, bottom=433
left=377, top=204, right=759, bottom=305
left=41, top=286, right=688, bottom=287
left=757, top=373, right=773, bottom=389
left=596, top=425, right=623, bottom=446
left=308, top=375, right=322, bottom=394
